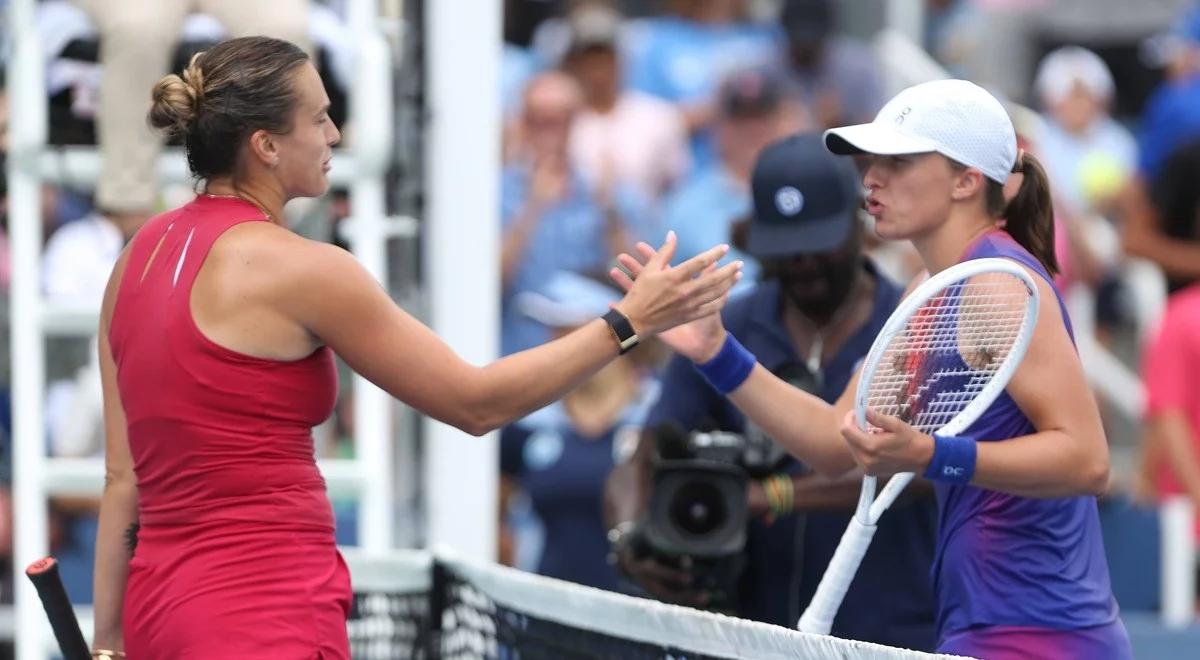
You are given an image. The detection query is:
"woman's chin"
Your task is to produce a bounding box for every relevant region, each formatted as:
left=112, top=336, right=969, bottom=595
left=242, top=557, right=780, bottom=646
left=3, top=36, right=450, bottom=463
left=872, top=219, right=902, bottom=241
left=298, top=178, right=331, bottom=199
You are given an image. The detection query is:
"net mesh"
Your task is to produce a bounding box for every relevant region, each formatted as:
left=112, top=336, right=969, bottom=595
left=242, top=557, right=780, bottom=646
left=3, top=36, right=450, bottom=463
left=344, top=549, right=970, bottom=660
left=864, top=272, right=1033, bottom=434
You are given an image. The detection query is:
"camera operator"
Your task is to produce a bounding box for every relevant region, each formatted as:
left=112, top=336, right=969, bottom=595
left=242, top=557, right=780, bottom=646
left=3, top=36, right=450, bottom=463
left=604, top=133, right=937, bottom=650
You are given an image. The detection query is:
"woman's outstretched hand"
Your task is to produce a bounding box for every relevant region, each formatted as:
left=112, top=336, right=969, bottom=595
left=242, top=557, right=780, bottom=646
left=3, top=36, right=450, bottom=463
left=609, top=234, right=738, bottom=362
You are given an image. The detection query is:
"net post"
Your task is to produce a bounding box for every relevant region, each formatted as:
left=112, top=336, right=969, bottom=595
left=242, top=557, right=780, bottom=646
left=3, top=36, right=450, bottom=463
left=426, top=558, right=449, bottom=658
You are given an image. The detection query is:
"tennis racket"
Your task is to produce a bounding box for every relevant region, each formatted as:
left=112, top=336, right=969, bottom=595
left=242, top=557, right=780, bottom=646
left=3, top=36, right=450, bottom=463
left=26, top=557, right=90, bottom=660
left=797, top=257, right=1040, bottom=635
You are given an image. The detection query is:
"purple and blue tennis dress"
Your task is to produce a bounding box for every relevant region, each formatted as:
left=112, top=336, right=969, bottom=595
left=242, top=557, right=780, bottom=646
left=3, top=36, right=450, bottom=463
left=933, top=230, right=1132, bottom=658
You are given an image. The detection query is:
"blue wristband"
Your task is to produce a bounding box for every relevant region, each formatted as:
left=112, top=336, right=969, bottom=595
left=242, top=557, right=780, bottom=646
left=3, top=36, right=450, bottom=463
left=923, top=434, right=977, bottom=484
left=694, top=334, right=756, bottom=395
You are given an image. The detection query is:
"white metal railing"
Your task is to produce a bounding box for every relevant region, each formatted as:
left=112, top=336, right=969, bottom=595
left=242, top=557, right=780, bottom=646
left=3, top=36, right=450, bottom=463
left=1161, top=496, right=1198, bottom=629
left=35, top=146, right=364, bottom=188
left=8, top=2, right=400, bottom=658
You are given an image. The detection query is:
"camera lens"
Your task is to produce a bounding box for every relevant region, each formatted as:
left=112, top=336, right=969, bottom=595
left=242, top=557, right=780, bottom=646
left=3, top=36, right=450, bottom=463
left=669, top=481, right=727, bottom=537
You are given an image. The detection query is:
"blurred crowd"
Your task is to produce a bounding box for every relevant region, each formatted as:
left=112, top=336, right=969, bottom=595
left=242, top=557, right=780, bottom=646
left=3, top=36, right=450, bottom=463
left=494, top=0, right=1200, bottom=633
left=2, top=0, right=1200, bottom=648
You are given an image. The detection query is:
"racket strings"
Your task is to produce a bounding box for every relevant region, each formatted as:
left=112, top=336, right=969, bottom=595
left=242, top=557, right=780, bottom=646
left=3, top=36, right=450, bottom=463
left=864, top=276, right=1031, bottom=435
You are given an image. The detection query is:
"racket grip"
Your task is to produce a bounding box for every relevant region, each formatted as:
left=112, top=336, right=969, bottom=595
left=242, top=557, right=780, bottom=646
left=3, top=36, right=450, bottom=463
left=797, top=516, right=877, bottom=635
left=26, top=557, right=90, bottom=660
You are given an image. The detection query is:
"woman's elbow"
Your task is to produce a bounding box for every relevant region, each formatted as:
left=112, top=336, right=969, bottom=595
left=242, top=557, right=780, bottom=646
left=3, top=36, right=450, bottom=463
left=453, top=404, right=505, bottom=437
left=1068, top=447, right=1110, bottom=497
left=460, top=416, right=495, bottom=437
left=103, top=466, right=137, bottom=491
left=1080, top=457, right=1111, bottom=497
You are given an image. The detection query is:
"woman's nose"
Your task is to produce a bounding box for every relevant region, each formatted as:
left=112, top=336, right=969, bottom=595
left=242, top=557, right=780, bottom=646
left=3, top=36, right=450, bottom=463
left=862, top=164, right=881, bottom=190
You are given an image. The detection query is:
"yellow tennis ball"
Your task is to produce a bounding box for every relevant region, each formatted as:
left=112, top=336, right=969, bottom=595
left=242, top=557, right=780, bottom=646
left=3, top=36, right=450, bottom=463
left=1077, top=153, right=1127, bottom=204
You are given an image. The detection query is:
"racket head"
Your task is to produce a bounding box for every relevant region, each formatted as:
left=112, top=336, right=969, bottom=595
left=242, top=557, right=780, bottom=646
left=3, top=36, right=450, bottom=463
left=854, top=257, right=1040, bottom=438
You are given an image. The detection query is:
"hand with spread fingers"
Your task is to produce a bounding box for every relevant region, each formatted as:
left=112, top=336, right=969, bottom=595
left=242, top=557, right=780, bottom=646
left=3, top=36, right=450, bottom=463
left=839, top=408, right=936, bottom=477
left=609, top=237, right=738, bottom=361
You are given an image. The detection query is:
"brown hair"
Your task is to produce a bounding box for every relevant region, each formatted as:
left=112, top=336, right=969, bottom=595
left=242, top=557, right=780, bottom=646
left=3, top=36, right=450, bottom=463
left=954, top=152, right=1059, bottom=276
left=148, top=37, right=309, bottom=181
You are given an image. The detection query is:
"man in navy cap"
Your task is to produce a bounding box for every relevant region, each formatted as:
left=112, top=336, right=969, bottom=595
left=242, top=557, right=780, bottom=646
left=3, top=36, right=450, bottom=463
left=605, top=133, right=937, bottom=650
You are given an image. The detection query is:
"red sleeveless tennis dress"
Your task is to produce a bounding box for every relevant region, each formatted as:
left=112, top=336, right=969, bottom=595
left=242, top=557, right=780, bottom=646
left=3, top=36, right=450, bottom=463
left=109, top=195, right=351, bottom=658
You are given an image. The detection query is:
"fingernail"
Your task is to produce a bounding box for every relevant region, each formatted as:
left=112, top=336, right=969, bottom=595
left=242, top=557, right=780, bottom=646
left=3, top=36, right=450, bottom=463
left=736, top=272, right=743, bottom=280
left=735, top=260, right=744, bottom=268
left=667, top=230, right=677, bottom=241
left=721, top=243, right=730, bottom=252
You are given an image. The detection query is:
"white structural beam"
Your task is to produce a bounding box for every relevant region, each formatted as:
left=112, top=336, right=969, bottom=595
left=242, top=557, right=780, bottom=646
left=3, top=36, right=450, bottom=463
left=885, top=0, right=925, bottom=48
left=41, top=457, right=371, bottom=499
left=345, top=0, right=397, bottom=553
left=37, top=147, right=363, bottom=188
left=10, top=0, right=51, bottom=657
left=423, top=0, right=501, bottom=560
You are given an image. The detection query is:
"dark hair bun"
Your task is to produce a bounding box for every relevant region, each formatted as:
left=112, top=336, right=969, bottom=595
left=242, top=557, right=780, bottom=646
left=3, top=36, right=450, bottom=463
left=148, top=56, right=204, bottom=137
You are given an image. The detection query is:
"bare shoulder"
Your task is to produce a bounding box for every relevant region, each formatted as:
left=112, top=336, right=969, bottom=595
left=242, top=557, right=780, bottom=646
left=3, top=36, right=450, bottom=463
left=210, top=221, right=360, bottom=286
left=1007, top=261, right=1064, bottom=324
left=206, top=221, right=374, bottom=318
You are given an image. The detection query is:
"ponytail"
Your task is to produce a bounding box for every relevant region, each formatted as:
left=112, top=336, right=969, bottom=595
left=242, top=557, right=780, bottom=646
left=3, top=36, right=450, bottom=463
left=999, top=151, right=1058, bottom=276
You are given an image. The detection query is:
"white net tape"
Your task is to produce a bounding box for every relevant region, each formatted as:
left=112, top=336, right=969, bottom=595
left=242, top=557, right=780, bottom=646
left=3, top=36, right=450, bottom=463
left=343, top=547, right=974, bottom=659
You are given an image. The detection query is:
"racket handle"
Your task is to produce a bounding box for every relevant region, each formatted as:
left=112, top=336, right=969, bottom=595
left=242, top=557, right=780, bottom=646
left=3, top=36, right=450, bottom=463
left=26, top=557, right=91, bottom=660
left=797, top=516, right=877, bottom=635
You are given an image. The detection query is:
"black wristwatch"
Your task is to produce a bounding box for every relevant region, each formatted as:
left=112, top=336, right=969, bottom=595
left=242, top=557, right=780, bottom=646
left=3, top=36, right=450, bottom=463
left=602, top=308, right=640, bottom=355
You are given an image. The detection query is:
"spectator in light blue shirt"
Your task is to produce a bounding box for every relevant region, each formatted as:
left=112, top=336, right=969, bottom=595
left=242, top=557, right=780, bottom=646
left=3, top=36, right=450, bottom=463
left=622, top=0, right=783, bottom=171
left=662, top=66, right=807, bottom=292
left=501, top=71, right=654, bottom=355
left=1033, top=46, right=1136, bottom=217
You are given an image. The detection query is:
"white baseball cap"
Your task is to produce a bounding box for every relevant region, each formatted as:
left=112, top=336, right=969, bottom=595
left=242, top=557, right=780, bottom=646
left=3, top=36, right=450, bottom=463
left=1034, top=46, right=1115, bottom=106
left=823, top=79, right=1018, bottom=184
left=516, top=271, right=621, bottom=328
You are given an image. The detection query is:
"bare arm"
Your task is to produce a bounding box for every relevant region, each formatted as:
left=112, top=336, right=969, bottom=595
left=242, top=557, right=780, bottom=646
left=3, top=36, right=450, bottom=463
left=92, top=253, right=139, bottom=652
left=283, top=235, right=739, bottom=436
left=609, top=245, right=888, bottom=477
left=970, top=273, right=1110, bottom=496
left=603, top=428, right=655, bottom=529
left=1149, top=412, right=1200, bottom=503
left=1121, top=176, right=1200, bottom=280
left=721, top=273, right=932, bottom=476
left=725, top=365, right=860, bottom=476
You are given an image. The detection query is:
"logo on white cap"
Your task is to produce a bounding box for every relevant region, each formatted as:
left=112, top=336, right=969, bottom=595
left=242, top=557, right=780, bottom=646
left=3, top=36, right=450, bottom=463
left=775, top=187, right=804, bottom=216
left=894, top=107, right=912, bottom=126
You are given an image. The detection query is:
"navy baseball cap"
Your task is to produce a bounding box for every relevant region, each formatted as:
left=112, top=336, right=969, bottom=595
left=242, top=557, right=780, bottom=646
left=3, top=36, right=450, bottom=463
left=747, top=132, right=862, bottom=258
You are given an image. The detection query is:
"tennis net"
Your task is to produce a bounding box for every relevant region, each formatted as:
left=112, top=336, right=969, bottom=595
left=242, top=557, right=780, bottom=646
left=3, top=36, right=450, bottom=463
left=342, top=548, right=969, bottom=660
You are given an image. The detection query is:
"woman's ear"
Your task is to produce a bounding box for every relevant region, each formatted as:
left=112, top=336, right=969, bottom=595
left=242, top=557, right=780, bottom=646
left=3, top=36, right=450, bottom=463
left=950, top=166, right=986, bottom=202
left=248, top=128, right=280, bottom=169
